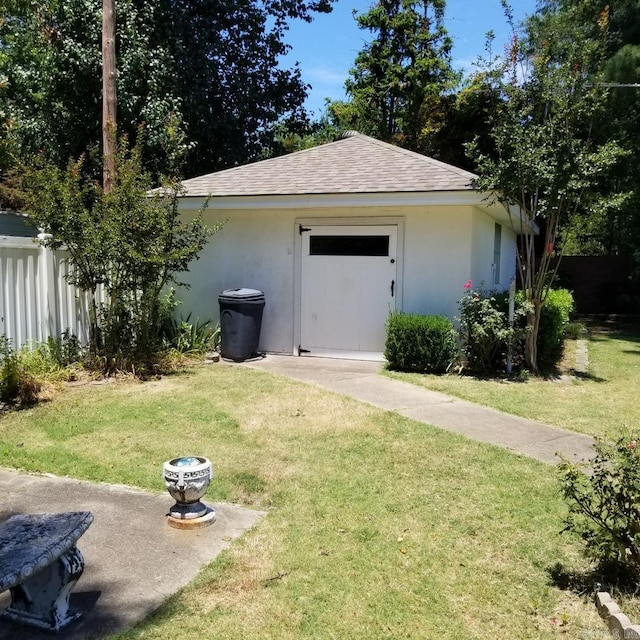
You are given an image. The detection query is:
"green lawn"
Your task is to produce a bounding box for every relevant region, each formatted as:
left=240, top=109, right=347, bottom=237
left=385, top=321, right=640, bottom=440
left=0, top=364, right=606, bottom=638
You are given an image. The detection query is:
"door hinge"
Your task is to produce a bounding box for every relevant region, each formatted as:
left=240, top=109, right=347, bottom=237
left=299, top=226, right=311, bottom=235
left=298, top=346, right=311, bottom=355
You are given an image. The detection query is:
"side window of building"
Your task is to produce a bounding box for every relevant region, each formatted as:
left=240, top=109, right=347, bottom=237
left=493, top=223, right=502, bottom=285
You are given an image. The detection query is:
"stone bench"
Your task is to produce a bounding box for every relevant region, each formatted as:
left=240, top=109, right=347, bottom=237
left=0, top=511, right=93, bottom=632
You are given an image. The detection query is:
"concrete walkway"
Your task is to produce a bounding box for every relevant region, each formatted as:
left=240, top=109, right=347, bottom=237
left=242, top=355, right=596, bottom=465
left=0, top=470, right=264, bottom=640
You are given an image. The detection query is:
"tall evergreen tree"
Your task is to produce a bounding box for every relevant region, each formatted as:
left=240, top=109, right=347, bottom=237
left=331, top=0, right=458, bottom=153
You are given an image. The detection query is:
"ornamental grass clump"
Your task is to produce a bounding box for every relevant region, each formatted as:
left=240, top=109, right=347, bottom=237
left=0, top=333, right=87, bottom=406
left=559, top=434, right=640, bottom=581
left=0, top=337, right=42, bottom=405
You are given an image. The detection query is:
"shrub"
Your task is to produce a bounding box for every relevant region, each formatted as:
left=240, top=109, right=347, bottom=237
left=0, top=333, right=86, bottom=405
left=22, top=334, right=83, bottom=376
left=458, top=284, right=529, bottom=374
left=538, top=288, right=574, bottom=371
left=385, top=312, right=457, bottom=373
left=0, top=336, right=20, bottom=402
left=559, top=434, right=640, bottom=579
left=458, top=283, right=575, bottom=375
left=27, top=138, right=220, bottom=374
left=459, top=289, right=509, bottom=373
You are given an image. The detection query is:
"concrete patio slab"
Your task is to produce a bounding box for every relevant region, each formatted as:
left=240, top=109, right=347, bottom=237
left=0, top=469, right=265, bottom=640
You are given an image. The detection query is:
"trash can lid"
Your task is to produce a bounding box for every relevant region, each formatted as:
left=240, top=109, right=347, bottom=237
left=219, top=288, right=265, bottom=302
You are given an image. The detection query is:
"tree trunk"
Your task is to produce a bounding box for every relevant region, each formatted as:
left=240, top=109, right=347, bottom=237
left=87, top=290, right=101, bottom=360
left=102, top=0, right=117, bottom=194
left=524, top=298, right=542, bottom=374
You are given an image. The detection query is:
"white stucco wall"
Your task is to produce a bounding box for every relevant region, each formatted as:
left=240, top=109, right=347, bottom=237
left=401, top=206, right=472, bottom=320
left=179, top=209, right=296, bottom=354
left=470, top=209, right=518, bottom=293
left=178, top=202, right=517, bottom=355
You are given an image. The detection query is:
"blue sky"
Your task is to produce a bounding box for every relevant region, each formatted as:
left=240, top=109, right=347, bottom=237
left=282, top=0, right=539, bottom=116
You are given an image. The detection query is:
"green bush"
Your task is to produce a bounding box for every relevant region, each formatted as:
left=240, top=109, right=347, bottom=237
left=0, top=333, right=86, bottom=405
left=385, top=312, right=457, bottom=373
left=21, top=333, right=83, bottom=375
left=458, top=284, right=573, bottom=374
left=458, top=285, right=529, bottom=374
left=0, top=336, right=20, bottom=402
left=537, top=288, right=574, bottom=371
left=46, top=331, right=84, bottom=367
left=559, top=434, right=640, bottom=579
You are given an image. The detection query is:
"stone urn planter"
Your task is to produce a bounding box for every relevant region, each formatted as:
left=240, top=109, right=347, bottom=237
left=163, top=456, right=214, bottom=526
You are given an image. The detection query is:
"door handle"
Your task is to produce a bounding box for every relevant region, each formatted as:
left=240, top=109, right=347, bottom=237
left=391, top=280, right=395, bottom=297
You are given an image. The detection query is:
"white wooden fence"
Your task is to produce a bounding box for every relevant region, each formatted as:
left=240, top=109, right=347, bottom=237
left=0, top=235, right=92, bottom=349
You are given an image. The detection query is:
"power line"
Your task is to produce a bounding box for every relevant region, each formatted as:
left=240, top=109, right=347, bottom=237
left=587, top=83, right=640, bottom=88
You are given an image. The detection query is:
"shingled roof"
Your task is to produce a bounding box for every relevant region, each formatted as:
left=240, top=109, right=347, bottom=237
left=180, top=132, right=477, bottom=197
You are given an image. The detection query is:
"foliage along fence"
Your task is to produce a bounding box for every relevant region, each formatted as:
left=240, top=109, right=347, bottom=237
left=0, top=235, right=94, bottom=349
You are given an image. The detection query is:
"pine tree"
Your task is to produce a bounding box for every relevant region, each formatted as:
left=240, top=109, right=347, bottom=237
left=334, top=0, right=458, bottom=153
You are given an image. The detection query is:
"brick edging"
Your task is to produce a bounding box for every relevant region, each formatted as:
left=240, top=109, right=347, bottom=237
left=596, top=592, right=640, bottom=638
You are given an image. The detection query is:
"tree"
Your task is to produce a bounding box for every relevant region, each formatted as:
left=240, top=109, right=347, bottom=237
left=0, top=83, right=24, bottom=210
left=469, top=3, right=622, bottom=372
left=532, top=0, right=640, bottom=257
left=330, top=0, right=458, bottom=153
left=154, top=0, right=333, bottom=176
left=264, top=102, right=341, bottom=157
left=0, top=0, right=333, bottom=189
left=25, top=138, right=220, bottom=370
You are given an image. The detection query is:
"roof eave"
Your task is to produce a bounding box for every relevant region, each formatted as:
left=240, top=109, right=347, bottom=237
left=177, top=189, right=482, bottom=211
left=477, top=194, right=539, bottom=235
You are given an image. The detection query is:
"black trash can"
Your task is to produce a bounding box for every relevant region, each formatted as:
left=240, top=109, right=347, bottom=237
left=218, top=288, right=265, bottom=362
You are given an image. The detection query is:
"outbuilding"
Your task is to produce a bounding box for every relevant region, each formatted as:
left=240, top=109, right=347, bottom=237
left=177, top=132, right=522, bottom=360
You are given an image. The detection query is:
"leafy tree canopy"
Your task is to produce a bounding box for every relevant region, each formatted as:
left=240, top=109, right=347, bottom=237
left=529, top=0, right=640, bottom=256
left=469, top=2, right=624, bottom=371
left=0, top=0, right=333, bottom=194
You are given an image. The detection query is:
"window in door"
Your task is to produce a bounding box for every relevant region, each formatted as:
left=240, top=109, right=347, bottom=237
left=309, top=235, right=390, bottom=257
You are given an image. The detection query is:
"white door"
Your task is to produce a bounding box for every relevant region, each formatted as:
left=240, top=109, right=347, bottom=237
left=300, top=225, right=398, bottom=360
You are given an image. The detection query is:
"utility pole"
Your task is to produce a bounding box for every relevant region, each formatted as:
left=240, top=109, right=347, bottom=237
left=102, top=0, right=117, bottom=194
